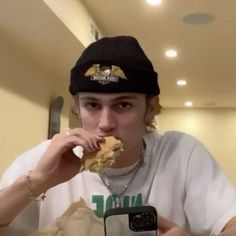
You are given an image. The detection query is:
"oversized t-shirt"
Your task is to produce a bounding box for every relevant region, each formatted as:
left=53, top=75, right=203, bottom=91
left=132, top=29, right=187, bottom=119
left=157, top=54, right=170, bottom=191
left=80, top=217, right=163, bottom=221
left=1, top=131, right=236, bottom=235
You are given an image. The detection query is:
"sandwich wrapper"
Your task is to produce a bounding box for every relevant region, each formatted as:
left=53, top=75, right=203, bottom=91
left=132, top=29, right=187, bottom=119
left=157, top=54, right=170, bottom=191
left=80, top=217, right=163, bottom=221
left=30, top=198, right=104, bottom=236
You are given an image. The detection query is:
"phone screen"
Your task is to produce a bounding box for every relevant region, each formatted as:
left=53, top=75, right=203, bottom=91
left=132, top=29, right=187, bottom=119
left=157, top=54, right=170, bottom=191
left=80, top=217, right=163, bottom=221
left=104, top=206, right=157, bottom=236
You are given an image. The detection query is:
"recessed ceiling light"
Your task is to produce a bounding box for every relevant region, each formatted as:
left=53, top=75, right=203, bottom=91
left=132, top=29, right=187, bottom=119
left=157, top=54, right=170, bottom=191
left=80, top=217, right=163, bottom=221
left=146, top=0, right=162, bottom=6
left=185, top=101, right=193, bottom=107
left=177, top=80, right=187, bottom=86
left=165, top=49, right=177, bottom=58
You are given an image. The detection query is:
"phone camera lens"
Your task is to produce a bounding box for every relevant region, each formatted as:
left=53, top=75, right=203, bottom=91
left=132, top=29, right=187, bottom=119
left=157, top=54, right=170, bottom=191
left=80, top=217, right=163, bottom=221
left=132, top=214, right=145, bottom=228
left=129, top=212, right=157, bottom=232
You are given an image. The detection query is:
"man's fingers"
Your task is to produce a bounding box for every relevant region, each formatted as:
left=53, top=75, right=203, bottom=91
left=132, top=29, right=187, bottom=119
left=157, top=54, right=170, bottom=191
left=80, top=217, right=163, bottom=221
left=158, top=216, right=177, bottom=232
left=158, top=216, right=191, bottom=236
left=161, top=227, right=191, bottom=236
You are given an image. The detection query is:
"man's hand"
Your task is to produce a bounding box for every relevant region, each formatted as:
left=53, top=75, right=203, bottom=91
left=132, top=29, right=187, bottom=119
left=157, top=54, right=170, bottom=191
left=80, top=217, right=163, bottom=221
left=32, top=128, right=104, bottom=194
left=158, top=215, right=236, bottom=236
left=158, top=216, right=191, bottom=236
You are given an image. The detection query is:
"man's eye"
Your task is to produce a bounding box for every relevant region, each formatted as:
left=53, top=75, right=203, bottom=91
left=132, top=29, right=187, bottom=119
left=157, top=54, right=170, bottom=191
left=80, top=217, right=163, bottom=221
left=117, top=102, right=132, bottom=109
left=86, top=102, right=100, bottom=109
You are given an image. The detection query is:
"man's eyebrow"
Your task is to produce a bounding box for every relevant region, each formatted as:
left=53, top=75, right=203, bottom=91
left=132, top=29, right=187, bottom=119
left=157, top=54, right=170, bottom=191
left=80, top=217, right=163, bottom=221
left=112, top=96, right=138, bottom=101
left=79, top=96, right=100, bottom=101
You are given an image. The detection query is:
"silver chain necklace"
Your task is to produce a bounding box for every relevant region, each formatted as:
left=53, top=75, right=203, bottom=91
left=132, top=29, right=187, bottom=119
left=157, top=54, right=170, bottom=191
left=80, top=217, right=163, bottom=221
left=99, top=143, right=146, bottom=208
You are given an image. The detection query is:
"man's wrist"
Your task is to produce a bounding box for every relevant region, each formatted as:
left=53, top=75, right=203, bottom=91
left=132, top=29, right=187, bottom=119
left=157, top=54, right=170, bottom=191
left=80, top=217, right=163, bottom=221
left=24, top=170, right=47, bottom=201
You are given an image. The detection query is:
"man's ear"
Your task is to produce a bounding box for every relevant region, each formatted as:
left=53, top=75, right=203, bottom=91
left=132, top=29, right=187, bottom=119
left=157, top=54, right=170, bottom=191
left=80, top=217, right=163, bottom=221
left=145, top=96, right=158, bottom=124
left=70, top=105, right=83, bottom=127
left=71, top=105, right=80, bottom=117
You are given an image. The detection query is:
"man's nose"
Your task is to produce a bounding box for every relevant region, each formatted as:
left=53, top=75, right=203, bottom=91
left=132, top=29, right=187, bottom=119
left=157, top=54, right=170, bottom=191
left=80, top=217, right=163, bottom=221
left=98, top=108, right=116, bottom=133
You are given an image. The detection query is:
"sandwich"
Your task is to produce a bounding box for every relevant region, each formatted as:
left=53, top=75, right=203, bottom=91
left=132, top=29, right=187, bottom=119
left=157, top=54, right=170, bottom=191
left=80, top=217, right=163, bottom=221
left=80, top=136, right=124, bottom=172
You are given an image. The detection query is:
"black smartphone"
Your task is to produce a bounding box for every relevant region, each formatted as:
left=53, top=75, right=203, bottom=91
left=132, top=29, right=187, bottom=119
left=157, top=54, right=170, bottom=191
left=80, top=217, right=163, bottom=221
left=104, top=205, right=158, bottom=236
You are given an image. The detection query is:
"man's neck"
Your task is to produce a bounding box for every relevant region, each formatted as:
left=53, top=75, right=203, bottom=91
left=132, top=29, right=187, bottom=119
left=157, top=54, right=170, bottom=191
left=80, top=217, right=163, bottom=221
left=111, top=144, right=144, bottom=168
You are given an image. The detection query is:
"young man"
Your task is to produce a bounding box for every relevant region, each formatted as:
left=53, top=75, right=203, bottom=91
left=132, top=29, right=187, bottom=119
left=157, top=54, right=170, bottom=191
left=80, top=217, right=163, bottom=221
left=1, top=36, right=236, bottom=235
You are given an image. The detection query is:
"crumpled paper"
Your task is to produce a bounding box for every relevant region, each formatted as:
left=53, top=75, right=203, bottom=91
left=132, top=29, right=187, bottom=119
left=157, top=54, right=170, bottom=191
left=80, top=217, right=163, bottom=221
left=30, top=198, right=104, bottom=236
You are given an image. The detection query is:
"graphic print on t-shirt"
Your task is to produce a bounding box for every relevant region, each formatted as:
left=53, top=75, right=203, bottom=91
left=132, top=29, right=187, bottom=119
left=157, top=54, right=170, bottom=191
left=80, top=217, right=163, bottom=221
left=92, top=193, right=142, bottom=218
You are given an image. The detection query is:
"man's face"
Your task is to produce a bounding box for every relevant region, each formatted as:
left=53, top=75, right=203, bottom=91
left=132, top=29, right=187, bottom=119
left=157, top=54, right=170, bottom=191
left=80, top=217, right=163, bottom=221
left=77, top=93, right=151, bottom=162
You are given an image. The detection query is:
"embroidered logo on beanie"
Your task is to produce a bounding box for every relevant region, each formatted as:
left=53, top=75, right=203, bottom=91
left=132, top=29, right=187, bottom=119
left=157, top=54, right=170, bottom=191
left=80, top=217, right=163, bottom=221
left=85, top=64, right=127, bottom=85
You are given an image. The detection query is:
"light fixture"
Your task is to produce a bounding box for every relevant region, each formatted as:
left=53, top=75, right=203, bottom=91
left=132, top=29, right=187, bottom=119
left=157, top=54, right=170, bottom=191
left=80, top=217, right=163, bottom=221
left=146, top=0, right=162, bottom=5
left=165, top=49, right=177, bottom=58
left=177, top=80, right=187, bottom=86
left=185, top=101, right=193, bottom=107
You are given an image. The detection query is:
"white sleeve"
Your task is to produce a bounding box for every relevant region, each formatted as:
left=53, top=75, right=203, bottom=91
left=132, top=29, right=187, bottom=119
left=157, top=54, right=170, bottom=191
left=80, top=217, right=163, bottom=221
left=0, top=140, right=50, bottom=236
left=184, top=143, right=236, bottom=235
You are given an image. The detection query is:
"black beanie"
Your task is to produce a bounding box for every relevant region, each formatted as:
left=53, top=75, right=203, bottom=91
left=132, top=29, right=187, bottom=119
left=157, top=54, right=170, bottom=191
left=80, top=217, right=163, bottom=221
left=69, top=36, right=160, bottom=95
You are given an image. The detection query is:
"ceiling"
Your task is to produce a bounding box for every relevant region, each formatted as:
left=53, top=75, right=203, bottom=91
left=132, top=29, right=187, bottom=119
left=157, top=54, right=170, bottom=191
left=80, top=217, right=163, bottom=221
left=0, top=0, right=235, bottom=109
left=80, top=0, right=236, bottom=108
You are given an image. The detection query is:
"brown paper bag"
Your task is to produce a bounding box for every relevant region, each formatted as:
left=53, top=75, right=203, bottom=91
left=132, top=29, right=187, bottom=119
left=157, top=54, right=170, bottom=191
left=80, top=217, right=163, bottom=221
left=30, top=198, right=104, bottom=236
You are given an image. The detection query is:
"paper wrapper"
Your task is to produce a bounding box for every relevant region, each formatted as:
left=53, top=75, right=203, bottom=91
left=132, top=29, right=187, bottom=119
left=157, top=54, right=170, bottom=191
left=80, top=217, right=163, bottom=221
left=30, top=198, right=104, bottom=236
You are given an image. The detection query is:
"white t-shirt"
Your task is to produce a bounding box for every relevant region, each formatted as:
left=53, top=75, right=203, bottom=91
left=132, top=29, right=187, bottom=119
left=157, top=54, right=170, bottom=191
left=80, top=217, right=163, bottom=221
left=1, top=131, right=236, bottom=235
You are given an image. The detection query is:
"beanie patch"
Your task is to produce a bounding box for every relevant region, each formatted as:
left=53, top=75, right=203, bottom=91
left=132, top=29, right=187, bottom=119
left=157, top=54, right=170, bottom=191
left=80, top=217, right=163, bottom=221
left=85, top=64, right=127, bottom=85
